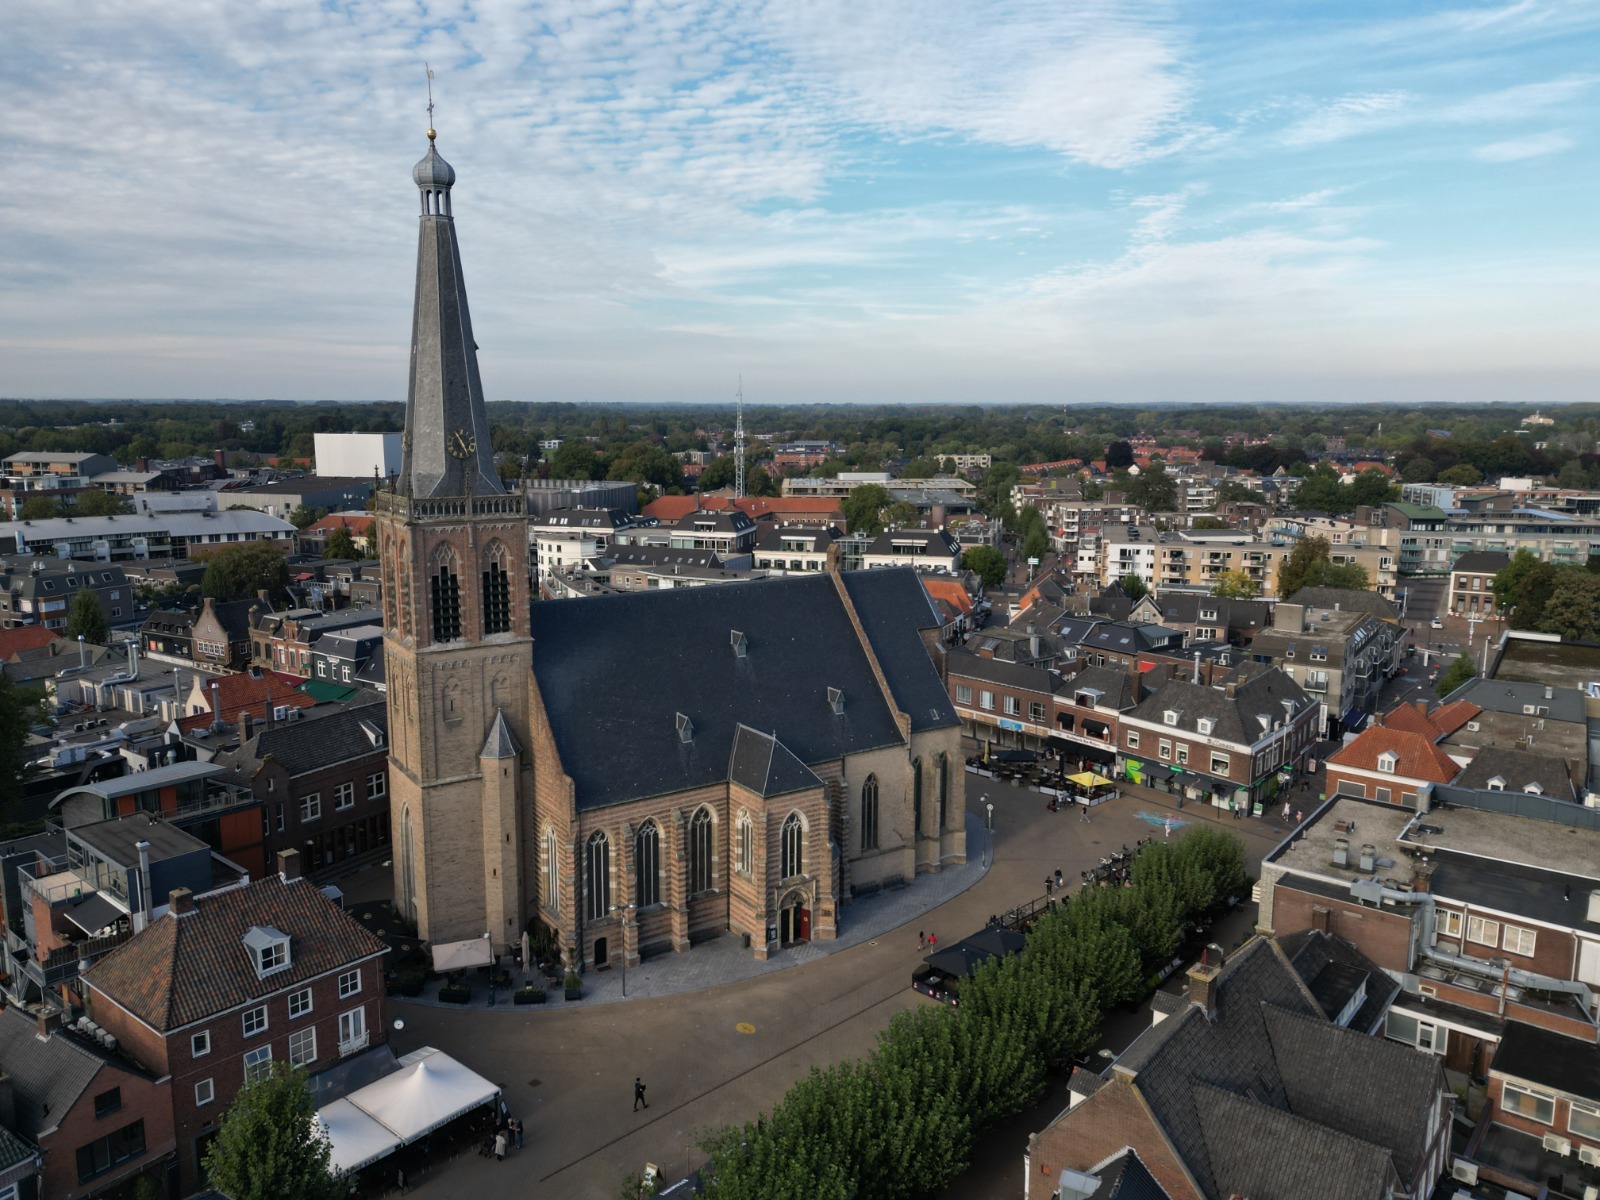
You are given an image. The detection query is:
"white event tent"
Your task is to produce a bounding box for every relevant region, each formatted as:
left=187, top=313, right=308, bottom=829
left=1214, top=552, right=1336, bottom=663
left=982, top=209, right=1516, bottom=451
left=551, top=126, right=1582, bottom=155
left=315, top=1047, right=500, bottom=1175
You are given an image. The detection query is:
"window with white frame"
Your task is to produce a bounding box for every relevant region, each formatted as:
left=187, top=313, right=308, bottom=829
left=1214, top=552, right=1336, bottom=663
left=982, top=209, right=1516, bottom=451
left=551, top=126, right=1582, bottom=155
left=1502, top=925, right=1537, bottom=957
left=367, top=772, right=385, bottom=799
left=288, top=1027, right=317, bottom=1068
left=1176, top=745, right=1189, bottom=766
left=1501, top=1082, right=1555, bottom=1125
left=338, top=1007, right=366, bottom=1050
left=1196, top=718, right=1213, bottom=735
left=1568, top=1099, right=1600, bottom=1140
left=1163, top=710, right=1178, bottom=726
left=1159, top=739, right=1171, bottom=760
left=1210, top=753, right=1230, bottom=775
left=1436, top=909, right=1462, bottom=939
left=243, top=926, right=290, bottom=978
left=1126, top=732, right=1140, bottom=750
left=195, top=1078, right=214, bottom=1106
left=191, top=1030, right=211, bottom=1058
left=1466, top=916, right=1500, bottom=947
left=243, top=1045, right=273, bottom=1084
left=955, top=685, right=972, bottom=705
left=338, top=969, right=362, bottom=1000
left=1003, top=696, right=1020, bottom=716
left=288, top=988, right=312, bottom=1019
left=242, top=1005, right=268, bottom=1037
left=1377, top=752, right=1397, bottom=774
left=299, top=793, right=321, bottom=822
left=979, top=691, right=995, bottom=711
left=335, top=782, right=355, bottom=811
left=1029, top=701, right=1045, bottom=723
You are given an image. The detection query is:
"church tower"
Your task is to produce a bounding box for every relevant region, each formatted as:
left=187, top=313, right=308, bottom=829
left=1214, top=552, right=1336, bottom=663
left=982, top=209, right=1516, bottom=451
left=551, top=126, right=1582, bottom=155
left=374, top=127, right=535, bottom=948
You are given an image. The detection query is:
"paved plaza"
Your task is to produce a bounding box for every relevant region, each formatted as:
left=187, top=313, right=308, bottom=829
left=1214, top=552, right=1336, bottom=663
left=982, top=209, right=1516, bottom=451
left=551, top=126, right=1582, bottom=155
left=363, top=768, right=1300, bottom=1199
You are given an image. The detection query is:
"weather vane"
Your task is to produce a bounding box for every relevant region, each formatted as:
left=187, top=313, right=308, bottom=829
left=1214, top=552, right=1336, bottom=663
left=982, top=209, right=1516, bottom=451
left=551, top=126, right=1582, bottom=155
left=425, top=63, right=436, bottom=139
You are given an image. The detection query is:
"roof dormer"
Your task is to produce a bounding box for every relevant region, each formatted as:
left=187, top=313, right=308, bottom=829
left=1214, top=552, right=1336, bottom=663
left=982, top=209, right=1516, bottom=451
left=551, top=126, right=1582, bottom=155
left=243, top=924, right=291, bottom=979
left=1376, top=751, right=1396, bottom=774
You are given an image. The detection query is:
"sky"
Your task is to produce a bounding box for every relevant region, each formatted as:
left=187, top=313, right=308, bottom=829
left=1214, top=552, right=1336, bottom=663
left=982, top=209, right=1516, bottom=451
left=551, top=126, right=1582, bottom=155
left=6, top=0, right=1599, bottom=407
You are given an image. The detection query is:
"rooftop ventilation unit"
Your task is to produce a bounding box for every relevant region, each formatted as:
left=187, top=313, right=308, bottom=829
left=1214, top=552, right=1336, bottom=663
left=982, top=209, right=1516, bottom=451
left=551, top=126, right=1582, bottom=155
left=1359, top=844, right=1377, bottom=872
left=1333, top=838, right=1349, bottom=868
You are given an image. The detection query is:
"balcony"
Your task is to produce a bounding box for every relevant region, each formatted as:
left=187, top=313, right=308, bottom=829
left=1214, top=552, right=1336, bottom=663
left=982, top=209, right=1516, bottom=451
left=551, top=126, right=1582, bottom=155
left=339, top=1029, right=370, bottom=1058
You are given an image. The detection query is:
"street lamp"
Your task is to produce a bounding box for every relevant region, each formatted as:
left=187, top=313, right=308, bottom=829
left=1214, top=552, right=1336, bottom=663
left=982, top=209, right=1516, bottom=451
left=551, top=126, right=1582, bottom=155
left=984, top=796, right=993, bottom=830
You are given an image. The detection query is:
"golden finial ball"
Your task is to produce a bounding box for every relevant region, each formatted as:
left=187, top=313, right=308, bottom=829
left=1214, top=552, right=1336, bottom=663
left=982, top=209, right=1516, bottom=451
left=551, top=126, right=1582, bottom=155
left=427, top=128, right=437, bottom=141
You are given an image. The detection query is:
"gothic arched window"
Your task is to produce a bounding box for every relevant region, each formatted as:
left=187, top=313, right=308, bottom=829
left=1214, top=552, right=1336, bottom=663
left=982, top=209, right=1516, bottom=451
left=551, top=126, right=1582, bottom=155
left=398, top=804, right=415, bottom=923
left=430, top=547, right=461, bottom=642
left=687, top=807, right=714, bottom=895
left=912, top=757, right=923, bottom=838
left=736, top=815, right=753, bottom=875
left=781, top=812, right=804, bottom=880
left=860, top=774, right=879, bottom=851
left=937, top=752, right=949, bottom=831
left=544, top=827, right=560, bottom=911
left=584, top=830, right=610, bottom=922
left=482, top=540, right=511, bottom=635
left=635, top=821, right=660, bottom=908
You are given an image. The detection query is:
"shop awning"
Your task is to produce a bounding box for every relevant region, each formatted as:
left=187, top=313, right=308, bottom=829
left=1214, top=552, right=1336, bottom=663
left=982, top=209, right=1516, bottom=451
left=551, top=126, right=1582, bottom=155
left=1138, top=763, right=1176, bottom=782
left=315, top=1099, right=400, bottom=1174
left=987, top=748, right=1038, bottom=764
left=340, top=1047, right=500, bottom=1143
left=1067, top=771, right=1113, bottom=788
left=431, top=938, right=494, bottom=972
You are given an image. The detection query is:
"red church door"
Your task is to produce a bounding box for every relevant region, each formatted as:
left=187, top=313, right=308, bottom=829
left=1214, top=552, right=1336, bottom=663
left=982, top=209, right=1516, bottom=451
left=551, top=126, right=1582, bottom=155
left=798, top=907, right=811, bottom=941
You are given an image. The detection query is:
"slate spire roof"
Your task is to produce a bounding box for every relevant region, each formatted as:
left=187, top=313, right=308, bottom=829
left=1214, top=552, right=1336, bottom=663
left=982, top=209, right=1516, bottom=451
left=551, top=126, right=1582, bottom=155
left=481, top=708, right=522, bottom=760
left=399, top=132, right=501, bottom=500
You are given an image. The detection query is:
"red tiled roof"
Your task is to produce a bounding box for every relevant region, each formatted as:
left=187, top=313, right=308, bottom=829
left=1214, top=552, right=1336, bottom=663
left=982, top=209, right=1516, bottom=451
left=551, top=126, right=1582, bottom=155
left=1377, top=699, right=1481, bottom=741
left=641, top=496, right=699, bottom=521
left=0, top=625, right=61, bottom=659
left=175, top=670, right=316, bottom=734
left=922, top=578, right=972, bottom=615
left=1328, top=727, right=1460, bottom=784
left=84, top=872, right=387, bottom=1032
left=303, top=512, right=375, bottom=537
left=642, top=495, right=843, bottom=523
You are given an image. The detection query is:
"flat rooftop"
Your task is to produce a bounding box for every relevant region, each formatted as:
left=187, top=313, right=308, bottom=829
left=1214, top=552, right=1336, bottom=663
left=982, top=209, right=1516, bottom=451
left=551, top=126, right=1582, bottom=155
left=1495, top=637, right=1600, bottom=689
left=72, top=815, right=209, bottom=863
left=1275, top=793, right=1600, bottom=882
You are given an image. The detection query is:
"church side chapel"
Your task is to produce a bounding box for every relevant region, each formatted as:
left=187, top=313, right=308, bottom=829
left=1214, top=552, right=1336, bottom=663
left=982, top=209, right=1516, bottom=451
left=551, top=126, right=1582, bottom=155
left=375, top=125, right=965, bottom=974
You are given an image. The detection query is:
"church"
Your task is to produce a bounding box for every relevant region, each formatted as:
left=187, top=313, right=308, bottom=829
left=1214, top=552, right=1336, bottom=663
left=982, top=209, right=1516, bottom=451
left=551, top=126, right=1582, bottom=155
left=373, top=129, right=965, bottom=974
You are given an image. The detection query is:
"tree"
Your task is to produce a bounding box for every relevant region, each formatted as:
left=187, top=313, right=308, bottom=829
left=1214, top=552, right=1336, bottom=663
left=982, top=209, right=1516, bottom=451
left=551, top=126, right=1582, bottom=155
left=1105, top=440, right=1134, bottom=469
left=1345, top=469, right=1397, bottom=508
left=549, top=440, right=602, bottom=481
left=1118, top=574, right=1148, bottom=601
left=0, top=674, right=48, bottom=810
left=1277, top=535, right=1331, bottom=599
left=323, top=528, right=359, bottom=561
left=607, top=443, right=684, bottom=494
left=1436, top=654, right=1476, bottom=698
left=66, top=587, right=110, bottom=644
left=1493, top=549, right=1559, bottom=629
left=963, top=546, right=1006, bottom=588
left=1400, top=456, right=1435, bottom=483
left=286, top=504, right=325, bottom=530
left=1536, top=571, right=1600, bottom=642
left=202, top=1062, right=344, bottom=1200
left=884, top=501, right=922, bottom=529
left=17, top=494, right=60, bottom=520
left=899, top=456, right=943, bottom=479
left=1211, top=569, right=1258, bottom=599
left=841, top=484, right=892, bottom=535
left=1436, top=463, right=1481, bottom=486
left=74, top=489, right=132, bottom=516
left=696, top=455, right=738, bottom=492
left=200, top=541, right=289, bottom=603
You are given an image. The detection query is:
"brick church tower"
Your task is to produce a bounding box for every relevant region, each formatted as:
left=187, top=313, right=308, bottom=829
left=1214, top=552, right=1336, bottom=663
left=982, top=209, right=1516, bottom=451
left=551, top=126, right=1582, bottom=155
left=372, top=127, right=535, bottom=947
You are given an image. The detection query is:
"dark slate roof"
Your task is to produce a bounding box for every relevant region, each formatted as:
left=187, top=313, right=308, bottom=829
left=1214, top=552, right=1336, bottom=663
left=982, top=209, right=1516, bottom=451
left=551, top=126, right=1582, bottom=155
left=1451, top=550, right=1511, bottom=574
left=1086, top=1148, right=1172, bottom=1200
left=1064, top=665, right=1144, bottom=711
left=607, top=546, right=722, bottom=569
left=1453, top=678, right=1588, bottom=723
left=1491, top=1020, right=1600, bottom=1101
left=1075, top=622, right=1183, bottom=655
left=1455, top=746, right=1575, bottom=800
left=1151, top=593, right=1270, bottom=632
left=1278, top=928, right=1398, bottom=1035
left=83, top=874, right=388, bottom=1033
left=863, top=528, right=959, bottom=554
left=0, top=1006, right=105, bottom=1138
left=226, top=700, right=387, bottom=777
left=206, top=599, right=257, bottom=640
left=1260, top=1003, right=1441, bottom=1184
left=529, top=574, right=911, bottom=810
left=1283, top=586, right=1398, bottom=619
left=481, top=709, right=521, bottom=760
left=0, top=1122, right=33, bottom=1175
left=839, top=569, right=960, bottom=733
left=1125, top=667, right=1314, bottom=745
left=1196, top=1083, right=1397, bottom=1200
left=947, top=650, right=1063, bottom=694
left=728, top=726, right=824, bottom=798
left=1428, top=849, right=1600, bottom=934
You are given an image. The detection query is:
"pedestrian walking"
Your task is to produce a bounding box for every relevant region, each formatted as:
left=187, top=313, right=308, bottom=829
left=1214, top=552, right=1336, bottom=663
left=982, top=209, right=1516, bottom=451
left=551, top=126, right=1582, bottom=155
left=1054, top=869, right=1063, bottom=889
left=1295, top=808, right=1304, bottom=824
left=397, top=1167, right=408, bottom=1195
left=1045, top=874, right=1054, bottom=895
left=1164, top=816, right=1174, bottom=839
left=1282, top=799, right=1291, bottom=820
left=494, top=1131, right=507, bottom=1162
left=634, top=1078, right=649, bottom=1111
left=509, top=1116, right=523, bottom=1149
left=1079, top=799, right=1090, bottom=823
left=918, top=930, right=926, bottom=949
left=928, top=932, right=937, bottom=947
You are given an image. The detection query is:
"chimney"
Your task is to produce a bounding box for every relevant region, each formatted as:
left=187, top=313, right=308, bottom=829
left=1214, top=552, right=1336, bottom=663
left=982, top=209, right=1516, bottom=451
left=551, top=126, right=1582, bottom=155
left=277, top=848, right=303, bottom=882
left=136, top=839, right=153, bottom=932
left=1193, top=650, right=1201, bottom=684
left=1412, top=857, right=1434, bottom=894
left=1224, top=680, right=1238, bottom=699
left=1310, top=905, right=1332, bottom=934
left=240, top=711, right=254, bottom=741
left=36, top=1010, right=61, bottom=1040
left=1186, top=957, right=1222, bottom=1018
left=213, top=448, right=227, bottom=470
left=136, top=457, right=149, bottom=473
left=209, top=680, right=223, bottom=731
left=168, top=887, right=196, bottom=916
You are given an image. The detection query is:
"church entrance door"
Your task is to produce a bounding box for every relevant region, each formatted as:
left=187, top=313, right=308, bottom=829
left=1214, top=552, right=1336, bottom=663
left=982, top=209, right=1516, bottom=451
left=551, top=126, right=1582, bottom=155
left=593, top=936, right=608, bottom=967
left=779, top=893, right=810, bottom=947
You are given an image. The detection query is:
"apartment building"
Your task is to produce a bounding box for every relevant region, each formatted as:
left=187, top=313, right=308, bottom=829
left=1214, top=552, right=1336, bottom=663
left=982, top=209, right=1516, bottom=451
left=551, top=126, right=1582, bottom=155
left=1249, top=590, right=1407, bottom=737
left=1447, top=550, right=1510, bottom=615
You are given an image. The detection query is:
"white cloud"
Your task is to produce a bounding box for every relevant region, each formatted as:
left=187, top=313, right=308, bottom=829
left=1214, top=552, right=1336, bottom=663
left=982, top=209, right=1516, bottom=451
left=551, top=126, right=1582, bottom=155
left=1474, top=131, right=1574, bottom=160
left=1281, top=91, right=1413, bottom=146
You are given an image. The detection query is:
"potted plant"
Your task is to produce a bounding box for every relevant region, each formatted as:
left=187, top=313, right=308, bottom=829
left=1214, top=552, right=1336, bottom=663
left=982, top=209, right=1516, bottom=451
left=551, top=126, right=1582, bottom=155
left=563, top=972, right=583, bottom=1001
left=439, top=980, right=472, bottom=1004
left=513, top=986, right=546, bottom=1006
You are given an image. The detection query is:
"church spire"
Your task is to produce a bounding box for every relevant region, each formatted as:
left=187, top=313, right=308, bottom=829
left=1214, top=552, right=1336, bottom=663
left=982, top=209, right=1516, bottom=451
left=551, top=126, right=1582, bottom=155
left=399, top=128, right=502, bottom=499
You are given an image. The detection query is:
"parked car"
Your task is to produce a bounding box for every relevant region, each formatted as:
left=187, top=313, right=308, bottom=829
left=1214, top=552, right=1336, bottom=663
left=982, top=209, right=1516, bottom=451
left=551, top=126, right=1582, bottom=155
left=1429, top=617, right=1443, bottom=629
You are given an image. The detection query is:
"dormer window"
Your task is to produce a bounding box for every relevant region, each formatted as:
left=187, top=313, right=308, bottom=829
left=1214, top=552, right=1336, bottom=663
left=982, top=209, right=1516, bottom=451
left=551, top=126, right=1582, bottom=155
left=827, top=687, right=845, bottom=715
left=1523, top=783, right=1543, bottom=796
left=244, top=925, right=291, bottom=978
left=1197, top=718, right=1214, bottom=736
left=1163, top=710, right=1179, bottom=727
left=1487, top=776, right=1505, bottom=791
left=1377, top=752, right=1396, bottom=774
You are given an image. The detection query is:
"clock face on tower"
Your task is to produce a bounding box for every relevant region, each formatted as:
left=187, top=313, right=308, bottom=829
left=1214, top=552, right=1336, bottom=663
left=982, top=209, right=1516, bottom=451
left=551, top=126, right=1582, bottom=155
left=448, top=429, right=477, bottom=459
